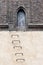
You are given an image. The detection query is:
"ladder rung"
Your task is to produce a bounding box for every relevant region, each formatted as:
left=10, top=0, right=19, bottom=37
left=13, top=46, right=22, bottom=49
left=11, top=35, right=19, bottom=38
left=15, top=53, right=23, bottom=56
left=12, top=40, right=20, bottom=44
left=16, top=59, right=25, bottom=62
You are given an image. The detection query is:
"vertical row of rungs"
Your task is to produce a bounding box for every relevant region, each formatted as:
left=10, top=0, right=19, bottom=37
left=11, top=34, right=25, bottom=62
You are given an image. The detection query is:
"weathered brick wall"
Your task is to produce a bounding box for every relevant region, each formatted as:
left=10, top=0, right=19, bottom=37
left=0, top=0, right=43, bottom=30
left=0, top=0, right=7, bottom=23
left=30, top=0, right=43, bottom=24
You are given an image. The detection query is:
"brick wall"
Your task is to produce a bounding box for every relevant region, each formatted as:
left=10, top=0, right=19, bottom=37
left=0, top=0, right=43, bottom=30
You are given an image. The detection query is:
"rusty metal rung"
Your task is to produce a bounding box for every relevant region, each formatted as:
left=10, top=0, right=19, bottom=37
left=12, top=40, right=20, bottom=44
left=11, top=34, right=19, bottom=38
left=13, top=46, right=22, bottom=49
left=16, top=59, right=25, bottom=62
left=15, top=53, right=23, bottom=56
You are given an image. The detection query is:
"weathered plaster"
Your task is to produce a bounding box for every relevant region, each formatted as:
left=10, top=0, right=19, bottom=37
left=0, top=31, right=43, bottom=65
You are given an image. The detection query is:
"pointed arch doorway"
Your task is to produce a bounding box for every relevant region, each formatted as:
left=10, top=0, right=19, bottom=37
left=17, top=8, right=26, bottom=31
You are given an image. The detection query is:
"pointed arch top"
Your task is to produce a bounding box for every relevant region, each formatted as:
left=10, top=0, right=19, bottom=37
left=17, top=6, right=26, bottom=31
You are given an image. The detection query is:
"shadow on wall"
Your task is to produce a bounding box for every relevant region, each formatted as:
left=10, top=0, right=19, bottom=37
left=0, top=24, right=43, bottom=31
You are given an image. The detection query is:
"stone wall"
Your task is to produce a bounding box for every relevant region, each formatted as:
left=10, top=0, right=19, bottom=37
left=0, top=0, right=43, bottom=30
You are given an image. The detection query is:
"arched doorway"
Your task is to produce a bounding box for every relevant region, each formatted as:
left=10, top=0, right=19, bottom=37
left=17, top=8, right=26, bottom=31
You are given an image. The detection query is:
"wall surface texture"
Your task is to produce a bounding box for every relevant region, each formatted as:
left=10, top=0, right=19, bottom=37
left=0, top=0, right=43, bottom=64
left=0, top=0, right=43, bottom=30
left=0, top=31, right=43, bottom=65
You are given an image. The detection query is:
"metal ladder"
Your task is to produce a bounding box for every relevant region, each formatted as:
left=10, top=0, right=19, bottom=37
left=11, top=34, right=25, bottom=62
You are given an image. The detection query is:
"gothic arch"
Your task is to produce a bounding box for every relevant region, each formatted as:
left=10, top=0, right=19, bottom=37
left=17, top=7, right=26, bottom=31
